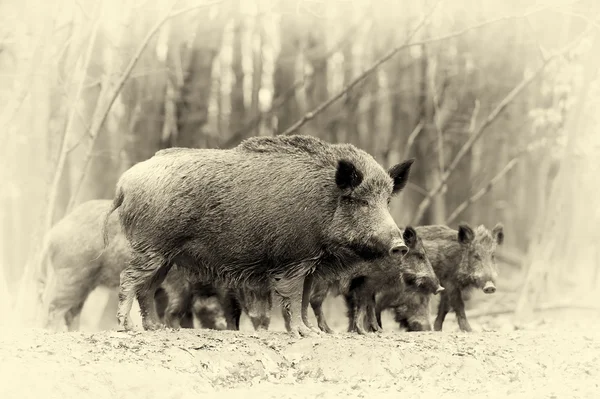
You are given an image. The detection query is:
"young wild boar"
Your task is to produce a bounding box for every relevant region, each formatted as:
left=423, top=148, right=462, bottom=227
left=225, top=286, right=273, bottom=331
left=307, top=226, right=443, bottom=335
left=369, top=286, right=434, bottom=332
left=160, top=273, right=228, bottom=330
left=415, top=223, right=504, bottom=332
left=38, top=199, right=222, bottom=332
left=106, top=135, right=414, bottom=337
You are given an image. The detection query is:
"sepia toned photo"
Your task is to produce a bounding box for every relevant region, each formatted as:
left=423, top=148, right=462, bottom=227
left=1, top=0, right=599, bottom=397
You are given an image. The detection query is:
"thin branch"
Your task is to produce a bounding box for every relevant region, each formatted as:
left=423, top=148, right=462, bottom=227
left=407, top=182, right=429, bottom=197
left=281, top=0, right=443, bottom=136
left=402, top=120, right=425, bottom=161
left=445, top=154, right=523, bottom=225
left=410, top=22, right=595, bottom=225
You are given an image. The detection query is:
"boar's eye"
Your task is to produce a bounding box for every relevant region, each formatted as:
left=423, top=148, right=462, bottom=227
left=358, top=199, right=369, bottom=207
left=342, top=196, right=369, bottom=207
left=387, top=197, right=391, bottom=206
left=474, top=254, right=482, bottom=261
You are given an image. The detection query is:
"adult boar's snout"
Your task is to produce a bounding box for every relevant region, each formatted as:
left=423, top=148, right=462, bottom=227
left=390, top=243, right=409, bottom=257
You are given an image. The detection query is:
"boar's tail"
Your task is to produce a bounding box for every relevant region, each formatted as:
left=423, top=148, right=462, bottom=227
left=103, top=187, right=124, bottom=248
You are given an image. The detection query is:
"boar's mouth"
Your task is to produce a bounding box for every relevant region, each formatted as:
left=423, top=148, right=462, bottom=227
left=402, top=274, right=439, bottom=295
left=343, top=242, right=389, bottom=261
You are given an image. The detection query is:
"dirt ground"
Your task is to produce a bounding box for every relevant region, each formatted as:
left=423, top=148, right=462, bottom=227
left=1, top=299, right=600, bottom=399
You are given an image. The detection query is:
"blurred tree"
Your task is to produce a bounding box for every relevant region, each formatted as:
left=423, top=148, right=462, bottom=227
left=515, top=29, right=600, bottom=320
left=171, top=2, right=227, bottom=149
left=273, top=3, right=301, bottom=133
left=229, top=0, right=246, bottom=136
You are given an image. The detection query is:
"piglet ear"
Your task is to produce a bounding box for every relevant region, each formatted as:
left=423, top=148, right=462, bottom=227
left=492, top=223, right=504, bottom=245
left=457, top=222, right=475, bottom=245
left=335, top=159, right=364, bottom=190
left=388, top=159, right=414, bottom=195
left=403, top=226, right=418, bottom=249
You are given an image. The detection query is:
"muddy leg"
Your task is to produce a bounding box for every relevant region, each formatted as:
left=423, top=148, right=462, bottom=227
left=274, top=275, right=315, bottom=338
left=433, top=290, right=451, bottom=331
left=449, top=289, right=472, bottom=332
left=117, top=252, right=170, bottom=331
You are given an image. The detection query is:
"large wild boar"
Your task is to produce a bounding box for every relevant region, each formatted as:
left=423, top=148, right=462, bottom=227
left=106, top=135, right=414, bottom=337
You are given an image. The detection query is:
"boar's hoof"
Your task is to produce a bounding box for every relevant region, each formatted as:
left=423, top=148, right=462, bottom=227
left=309, top=325, right=323, bottom=335
left=142, top=319, right=164, bottom=331
left=289, top=324, right=317, bottom=338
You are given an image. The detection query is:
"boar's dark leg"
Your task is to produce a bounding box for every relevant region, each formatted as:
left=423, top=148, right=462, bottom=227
left=434, top=291, right=451, bottom=331
left=366, top=295, right=382, bottom=333
left=219, top=289, right=242, bottom=330
left=449, top=289, right=472, bottom=332
left=301, top=274, right=322, bottom=334
left=274, top=274, right=315, bottom=338
left=64, top=303, right=85, bottom=332
left=345, top=276, right=369, bottom=335
left=310, top=290, right=334, bottom=334
left=164, top=282, right=192, bottom=329
left=375, top=307, right=383, bottom=329
left=354, top=299, right=369, bottom=335
left=344, top=293, right=357, bottom=333
left=345, top=293, right=368, bottom=335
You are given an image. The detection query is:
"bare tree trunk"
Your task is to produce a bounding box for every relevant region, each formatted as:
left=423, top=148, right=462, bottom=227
left=273, top=7, right=301, bottom=134
left=416, top=43, right=446, bottom=225
left=342, top=40, right=360, bottom=145
left=250, top=14, right=263, bottom=136
left=304, top=17, right=328, bottom=139
left=229, top=2, right=246, bottom=136
left=173, top=6, right=226, bottom=149
left=515, top=30, right=600, bottom=320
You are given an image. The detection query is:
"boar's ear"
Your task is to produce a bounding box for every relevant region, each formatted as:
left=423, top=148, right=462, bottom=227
left=388, top=159, right=414, bottom=195
left=403, top=226, right=418, bottom=249
left=492, top=223, right=504, bottom=245
left=457, top=222, right=475, bottom=245
left=335, top=159, right=364, bottom=190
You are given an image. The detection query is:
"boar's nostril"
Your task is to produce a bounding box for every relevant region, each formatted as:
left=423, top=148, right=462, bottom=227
left=483, top=281, right=496, bottom=294
left=390, top=244, right=409, bottom=257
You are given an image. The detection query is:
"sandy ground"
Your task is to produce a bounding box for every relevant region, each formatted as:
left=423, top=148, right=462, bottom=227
left=1, top=302, right=600, bottom=399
